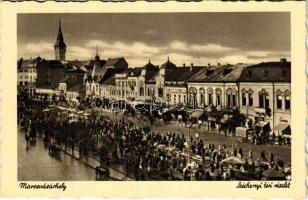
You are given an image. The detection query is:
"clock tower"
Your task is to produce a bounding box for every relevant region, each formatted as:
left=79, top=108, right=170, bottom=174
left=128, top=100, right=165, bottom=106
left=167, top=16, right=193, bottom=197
left=54, top=19, right=66, bottom=61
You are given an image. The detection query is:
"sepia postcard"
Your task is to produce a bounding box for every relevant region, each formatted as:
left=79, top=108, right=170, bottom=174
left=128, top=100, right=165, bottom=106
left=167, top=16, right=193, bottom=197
left=0, top=1, right=306, bottom=198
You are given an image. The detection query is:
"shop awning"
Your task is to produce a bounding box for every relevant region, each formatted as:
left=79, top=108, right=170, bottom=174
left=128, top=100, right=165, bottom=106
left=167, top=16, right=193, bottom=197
left=190, top=110, right=204, bottom=118
left=273, top=123, right=291, bottom=135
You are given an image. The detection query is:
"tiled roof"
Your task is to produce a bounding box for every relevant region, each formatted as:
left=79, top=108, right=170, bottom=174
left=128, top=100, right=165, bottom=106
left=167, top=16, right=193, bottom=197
left=104, top=57, right=124, bottom=67
left=161, top=58, right=176, bottom=69
left=165, top=66, right=205, bottom=82
left=66, top=60, right=86, bottom=70
left=205, top=63, right=249, bottom=82
left=238, top=61, right=291, bottom=82
left=127, top=68, right=142, bottom=77
left=186, top=67, right=215, bottom=82
left=145, top=69, right=159, bottom=83
left=59, top=76, right=71, bottom=83
left=142, top=60, right=158, bottom=70
left=187, top=64, right=248, bottom=83
left=42, top=60, right=66, bottom=68
left=67, top=82, right=85, bottom=92
left=17, top=57, right=42, bottom=69
left=101, top=74, right=116, bottom=85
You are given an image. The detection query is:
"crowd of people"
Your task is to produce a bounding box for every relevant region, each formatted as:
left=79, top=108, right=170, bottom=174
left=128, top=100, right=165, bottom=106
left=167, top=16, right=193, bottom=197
left=18, top=94, right=291, bottom=181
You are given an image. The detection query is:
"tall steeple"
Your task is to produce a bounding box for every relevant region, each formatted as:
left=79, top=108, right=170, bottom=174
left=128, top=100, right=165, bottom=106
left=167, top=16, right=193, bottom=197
left=94, top=46, right=100, bottom=62
left=54, top=18, right=66, bottom=61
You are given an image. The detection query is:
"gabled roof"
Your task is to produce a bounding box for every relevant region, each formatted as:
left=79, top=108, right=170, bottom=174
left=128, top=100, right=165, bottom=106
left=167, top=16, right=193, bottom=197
left=145, top=69, right=159, bottom=83
left=17, top=57, right=42, bottom=69
left=41, top=59, right=66, bottom=68
left=66, top=60, right=87, bottom=70
left=104, top=57, right=125, bottom=67
left=127, top=68, right=142, bottom=77
left=18, top=59, right=35, bottom=69
left=101, top=74, right=116, bottom=85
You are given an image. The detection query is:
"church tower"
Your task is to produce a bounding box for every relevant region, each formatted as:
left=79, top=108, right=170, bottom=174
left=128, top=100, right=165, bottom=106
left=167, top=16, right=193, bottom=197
left=54, top=19, right=66, bottom=61
left=91, top=46, right=101, bottom=78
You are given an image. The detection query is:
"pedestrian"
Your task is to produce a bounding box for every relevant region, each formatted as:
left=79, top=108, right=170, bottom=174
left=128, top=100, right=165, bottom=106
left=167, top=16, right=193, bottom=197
left=238, top=148, right=243, bottom=159
left=25, top=132, right=30, bottom=148
left=248, top=149, right=253, bottom=159
left=261, top=150, right=267, bottom=162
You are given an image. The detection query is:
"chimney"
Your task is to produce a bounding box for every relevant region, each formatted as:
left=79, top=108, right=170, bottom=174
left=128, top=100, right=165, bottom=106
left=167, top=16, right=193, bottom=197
left=183, top=63, right=186, bottom=67
left=280, top=58, right=287, bottom=63
left=190, top=63, right=193, bottom=72
left=208, top=63, right=211, bottom=67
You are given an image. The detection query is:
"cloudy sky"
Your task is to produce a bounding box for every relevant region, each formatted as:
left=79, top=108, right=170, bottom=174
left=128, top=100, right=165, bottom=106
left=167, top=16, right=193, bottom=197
left=18, top=12, right=290, bottom=67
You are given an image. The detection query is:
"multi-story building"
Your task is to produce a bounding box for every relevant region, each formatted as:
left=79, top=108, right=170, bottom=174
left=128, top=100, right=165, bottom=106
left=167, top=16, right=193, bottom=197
left=186, top=60, right=291, bottom=136
left=187, top=63, right=248, bottom=110
left=19, top=19, right=291, bottom=137
left=237, top=59, right=291, bottom=136
left=17, top=57, right=40, bottom=96
left=85, top=55, right=128, bottom=98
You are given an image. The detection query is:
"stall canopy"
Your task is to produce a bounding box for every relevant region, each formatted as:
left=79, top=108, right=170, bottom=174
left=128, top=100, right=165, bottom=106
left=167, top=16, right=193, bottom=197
left=221, top=156, right=245, bottom=165
left=257, top=121, right=270, bottom=128
left=235, top=127, right=248, bottom=137
left=220, top=114, right=229, bottom=124
left=273, top=123, right=291, bottom=135
left=190, top=110, right=204, bottom=119
left=208, top=116, right=216, bottom=122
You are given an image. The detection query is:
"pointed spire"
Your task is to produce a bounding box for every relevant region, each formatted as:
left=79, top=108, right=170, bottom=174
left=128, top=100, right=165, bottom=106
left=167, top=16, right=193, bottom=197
left=167, top=56, right=169, bottom=62
left=55, top=18, right=65, bottom=47
left=59, top=18, right=61, bottom=30
left=94, top=46, right=100, bottom=62
left=149, top=59, right=151, bottom=64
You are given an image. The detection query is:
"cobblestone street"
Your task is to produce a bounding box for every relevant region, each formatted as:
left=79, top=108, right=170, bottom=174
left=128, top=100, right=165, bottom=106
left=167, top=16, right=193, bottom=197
left=18, top=127, right=97, bottom=181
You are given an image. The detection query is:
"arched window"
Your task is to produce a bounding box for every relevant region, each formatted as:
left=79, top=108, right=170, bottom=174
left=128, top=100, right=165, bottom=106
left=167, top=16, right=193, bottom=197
left=207, top=88, right=213, bottom=105
left=259, top=89, right=269, bottom=108
left=139, top=87, right=144, bottom=96
left=276, top=89, right=283, bottom=109
left=226, top=88, right=237, bottom=107
left=284, top=90, right=291, bottom=110
left=188, top=87, right=197, bottom=107
left=166, top=93, right=171, bottom=103
left=248, top=88, right=254, bottom=106
left=215, top=88, right=222, bottom=106
left=199, top=88, right=205, bottom=106
left=241, top=88, right=247, bottom=106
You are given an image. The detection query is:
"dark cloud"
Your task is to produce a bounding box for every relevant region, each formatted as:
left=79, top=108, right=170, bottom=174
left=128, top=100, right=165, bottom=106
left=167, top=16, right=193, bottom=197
left=18, top=12, right=290, bottom=66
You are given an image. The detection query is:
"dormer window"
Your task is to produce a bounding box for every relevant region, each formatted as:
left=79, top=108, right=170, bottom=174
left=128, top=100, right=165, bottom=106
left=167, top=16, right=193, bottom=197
left=223, top=68, right=232, bottom=76
left=281, top=69, right=287, bottom=78
left=263, top=70, right=268, bottom=77
left=247, top=70, right=252, bottom=78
